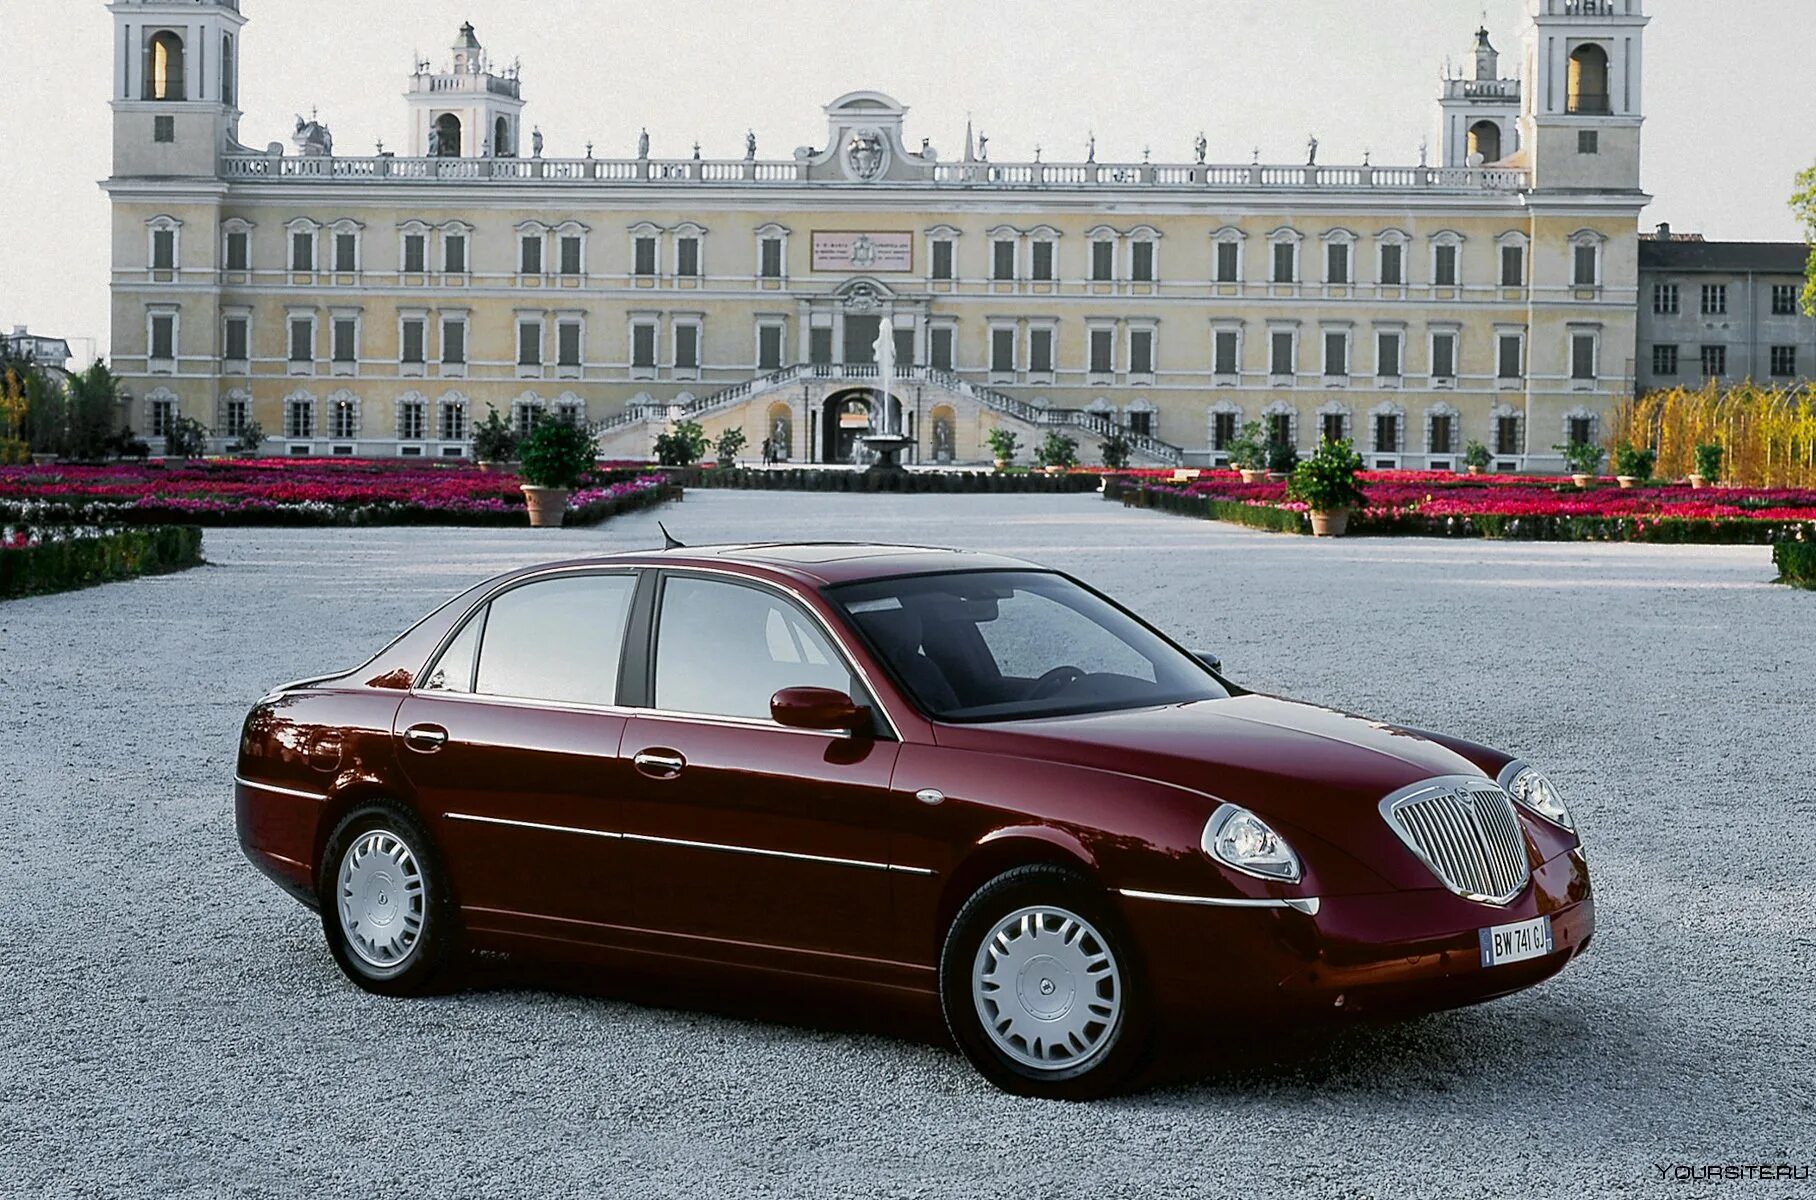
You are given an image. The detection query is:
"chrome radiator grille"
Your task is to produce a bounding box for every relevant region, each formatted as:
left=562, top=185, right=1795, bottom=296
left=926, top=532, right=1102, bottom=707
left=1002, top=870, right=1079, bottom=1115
left=1381, top=779, right=1531, bottom=904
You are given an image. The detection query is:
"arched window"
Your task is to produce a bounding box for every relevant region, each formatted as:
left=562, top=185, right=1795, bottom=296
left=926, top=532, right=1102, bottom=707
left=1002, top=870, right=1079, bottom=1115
left=433, top=113, right=462, bottom=158
left=494, top=116, right=512, bottom=157
left=1567, top=44, right=1610, bottom=114
left=1467, top=120, right=1502, bottom=164
left=147, top=31, right=185, bottom=101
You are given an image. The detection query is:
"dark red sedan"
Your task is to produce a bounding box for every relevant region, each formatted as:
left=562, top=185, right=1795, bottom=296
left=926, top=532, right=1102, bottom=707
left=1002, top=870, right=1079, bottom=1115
left=236, top=543, right=1592, bottom=1098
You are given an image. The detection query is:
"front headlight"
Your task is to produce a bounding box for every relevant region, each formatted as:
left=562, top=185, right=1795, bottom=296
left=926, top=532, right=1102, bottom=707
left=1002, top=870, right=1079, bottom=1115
left=1202, top=803, right=1302, bottom=882
left=1500, top=763, right=1575, bottom=831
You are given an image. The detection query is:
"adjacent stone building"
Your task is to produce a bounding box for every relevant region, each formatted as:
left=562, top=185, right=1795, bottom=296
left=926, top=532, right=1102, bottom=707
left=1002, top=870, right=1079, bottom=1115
left=1635, top=229, right=1815, bottom=393
left=106, top=0, right=1652, bottom=468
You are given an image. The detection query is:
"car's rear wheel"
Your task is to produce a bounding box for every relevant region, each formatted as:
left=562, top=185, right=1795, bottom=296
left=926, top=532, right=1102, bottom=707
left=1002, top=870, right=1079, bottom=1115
left=319, top=802, right=454, bottom=996
left=939, top=865, right=1147, bottom=1098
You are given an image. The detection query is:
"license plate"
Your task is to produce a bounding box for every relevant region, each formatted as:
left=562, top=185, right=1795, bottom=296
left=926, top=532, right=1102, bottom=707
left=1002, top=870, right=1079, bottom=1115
left=1479, top=914, right=1554, bottom=967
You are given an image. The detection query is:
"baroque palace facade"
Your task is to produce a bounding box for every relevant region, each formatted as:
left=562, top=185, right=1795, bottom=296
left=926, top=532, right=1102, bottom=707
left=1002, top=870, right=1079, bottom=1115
left=107, top=0, right=1650, bottom=468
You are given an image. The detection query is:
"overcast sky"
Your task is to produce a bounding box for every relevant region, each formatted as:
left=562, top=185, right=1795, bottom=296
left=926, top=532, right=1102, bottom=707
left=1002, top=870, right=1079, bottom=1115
left=3, top=0, right=1811, bottom=363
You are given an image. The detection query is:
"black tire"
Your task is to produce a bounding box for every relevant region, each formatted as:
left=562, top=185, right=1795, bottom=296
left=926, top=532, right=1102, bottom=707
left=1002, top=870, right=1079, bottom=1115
left=939, top=864, right=1148, bottom=1099
left=318, top=801, right=456, bottom=996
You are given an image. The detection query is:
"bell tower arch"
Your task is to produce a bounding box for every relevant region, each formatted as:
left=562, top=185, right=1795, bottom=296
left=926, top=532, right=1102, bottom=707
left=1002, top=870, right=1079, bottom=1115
left=405, top=24, right=527, bottom=158
left=108, top=0, right=247, bottom=178
left=1521, top=0, right=1648, bottom=192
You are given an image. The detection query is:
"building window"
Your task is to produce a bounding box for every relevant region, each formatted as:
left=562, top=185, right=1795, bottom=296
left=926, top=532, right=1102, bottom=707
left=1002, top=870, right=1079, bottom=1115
left=1434, top=244, right=1459, bottom=287
left=1652, top=344, right=1678, bottom=376
left=1131, top=241, right=1155, bottom=283
left=1377, top=331, right=1402, bottom=378
left=1701, top=284, right=1728, bottom=315
left=760, top=238, right=784, bottom=278
left=334, top=232, right=358, bottom=273
left=1495, top=414, right=1521, bottom=456
left=558, top=235, right=583, bottom=276
left=1267, top=412, right=1293, bottom=449
left=441, top=319, right=466, bottom=366
left=1320, top=412, right=1347, bottom=444
left=290, top=230, right=314, bottom=272
left=328, top=397, right=358, bottom=439
left=1431, top=332, right=1457, bottom=381
left=1568, top=415, right=1595, bottom=447
left=1211, top=411, right=1238, bottom=451
left=147, top=396, right=175, bottom=438
left=403, top=233, right=427, bottom=274
left=990, top=327, right=1015, bottom=373
left=1771, top=345, right=1797, bottom=377
left=808, top=326, right=834, bottom=366
left=931, top=240, right=954, bottom=281
left=927, top=326, right=953, bottom=371
left=1215, top=240, right=1240, bottom=283
left=1574, top=128, right=1599, bottom=153
left=1089, top=328, right=1114, bottom=374
left=1326, top=242, right=1350, bottom=285
left=1429, top=412, right=1456, bottom=454
left=634, top=237, right=657, bottom=276
left=284, top=396, right=314, bottom=439
left=1128, top=411, right=1154, bottom=437
left=557, top=321, right=582, bottom=368
left=1653, top=283, right=1679, bottom=314
left=631, top=324, right=657, bottom=369
left=223, top=315, right=249, bottom=364
left=513, top=402, right=541, bottom=439
left=331, top=317, right=357, bottom=364
left=1272, top=241, right=1296, bottom=284
left=1373, top=412, right=1401, bottom=453
left=439, top=399, right=467, bottom=441
left=757, top=324, right=784, bottom=370
left=1269, top=330, right=1295, bottom=377
left=1379, top=243, right=1404, bottom=286
left=1091, top=241, right=1114, bottom=282
left=1571, top=333, right=1597, bottom=381
left=520, top=234, right=543, bottom=275
left=1573, top=244, right=1598, bottom=287
left=674, top=324, right=700, bottom=370
left=518, top=320, right=543, bottom=368
left=990, top=240, right=1016, bottom=281
left=1214, top=329, right=1239, bottom=376
left=146, top=30, right=186, bottom=100
left=401, top=318, right=426, bottom=365
left=676, top=237, right=700, bottom=277
left=154, top=115, right=176, bottom=143
left=152, top=229, right=176, bottom=271
left=1498, top=333, right=1523, bottom=379
left=1323, top=330, right=1348, bottom=378
left=150, top=314, right=176, bottom=362
left=1500, top=245, right=1524, bottom=287
left=1129, top=329, right=1154, bottom=376
left=1771, top=284, right=1798, bottom=316
left=1700, top=344, right=1726, bottom=377
left=221, top=394, right=249, bottom=436
left=1029, top=328, right=1054, bottom=375
left=225, top=230, right=249, bottom=272
left=399, top=398, right=427, bottom=441
left=287, top=316, right=313, bottom=364
left=1031, top=241, right=1055, bottom=282
left=443, top=232, right=467, bottom=274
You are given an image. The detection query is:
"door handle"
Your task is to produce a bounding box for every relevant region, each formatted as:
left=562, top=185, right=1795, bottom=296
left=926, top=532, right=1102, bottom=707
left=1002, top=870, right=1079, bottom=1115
left=633, top=749, right=686, bottom=779
left=402, top=724, right=449, bottom=752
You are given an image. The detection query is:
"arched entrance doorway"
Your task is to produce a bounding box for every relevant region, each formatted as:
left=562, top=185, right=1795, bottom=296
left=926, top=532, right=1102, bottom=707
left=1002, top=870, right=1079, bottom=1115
left=821, top=388, right=902, bottom=464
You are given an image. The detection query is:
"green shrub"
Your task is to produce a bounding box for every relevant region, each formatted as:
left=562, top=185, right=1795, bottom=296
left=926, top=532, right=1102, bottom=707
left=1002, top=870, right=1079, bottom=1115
left=1464, top=439, right=1492, bottom=470
left=1226, top=421, right=1268, bottom=471
left=715, top=427, right=748, bottom=465
left=163, top=415, right=210, bottom=459
left=517, top=414, right=598, bottom=489
left=1035, top=431, right=1079, bottom=469
left=0, top=525, right=204, bottom=600
left=986, top=427, right=1019, bottom=465
left=1555, top=440, right=1606, bottom=475
left=1694, top=442, right=1724, bottom=482
left=472, top=405, right=519, bottom=463
left=1287, top=438, right=1368, bottom=512
left=1775, top=541, right=1816, bottom=589
left=1266, top=438, right=1300, bottom=474
left=65, top=363, right=123, bottom=461
left=1612, top=442, right=1657, bottom=480
left=1099, top=432, right=1131, bottom=470
left=231, top=419, right=267, bottom=456
left=654, top=419, right=708, bottom=467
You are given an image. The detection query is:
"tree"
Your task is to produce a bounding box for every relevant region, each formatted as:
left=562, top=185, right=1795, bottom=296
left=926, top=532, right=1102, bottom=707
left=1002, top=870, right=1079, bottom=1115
left=1794, top=163, right=1816, bottom=317
left=65, top=362, right=124, bottom=461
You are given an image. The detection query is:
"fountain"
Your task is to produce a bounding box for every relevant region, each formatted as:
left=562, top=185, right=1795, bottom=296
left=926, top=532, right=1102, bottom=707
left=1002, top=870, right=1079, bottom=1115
left=859, top=320, right=913, bottom=474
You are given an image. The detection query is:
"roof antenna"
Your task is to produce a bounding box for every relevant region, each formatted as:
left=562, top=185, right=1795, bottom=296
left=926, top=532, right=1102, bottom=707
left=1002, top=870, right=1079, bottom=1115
left=658, top=522, right=685, bottom=550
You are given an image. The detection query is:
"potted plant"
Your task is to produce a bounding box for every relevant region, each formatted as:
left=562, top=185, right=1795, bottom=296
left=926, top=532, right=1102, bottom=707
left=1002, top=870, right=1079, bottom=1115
left=1555, top=440, right=1605, bottom=488
left=162, top=415, right=210, bottom=461
left=653, top=418, right=708, bottom=468
left=714, top=426, right=748, bottom=468
left=1611, top=442, right=1656, bottom=489
left=986, top=427, right=1019, bottom=472
left=1690, top=442, right=1722, bottom=489
left=1287, top=437, right=1369, bottom=537
left=1099, top=431, right=1132, bottom=471
left=1035, top=430, right=1078, bottom=475
left=516, top=414, right=597, bottom=527
left=231, top=419, right=267, bottom=459
left=472, top=405, right=519, bottom=473
left=1265, top=437, right=1299, bottom=483
left=1226, top=421, right=1269, bottom=483
left=1463, top=439, right=1491, bottom=476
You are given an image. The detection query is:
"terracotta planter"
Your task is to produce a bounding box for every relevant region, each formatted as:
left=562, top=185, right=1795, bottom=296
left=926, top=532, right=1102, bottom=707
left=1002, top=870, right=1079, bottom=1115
left=1466, top=464, right=1483, bottom=476
left=1616, top=475, right=1638, bottom=489
left=478, top=460, right=502, bottom=474
left=1266, top=471, right=1289, bottom=483
left=1043, top=465, right=1064, bottom=476
left=1309, top=508, right=1351, bottom=537
left=1688, top=474, right=1707, bottom=489
left=993, top=458, right=1008, bottom=472
left=1238, top=468, right=1268, bottom=484
left=1572, top=473, right=1595, bottom=488
left=521, top=485, right=571, bottom=528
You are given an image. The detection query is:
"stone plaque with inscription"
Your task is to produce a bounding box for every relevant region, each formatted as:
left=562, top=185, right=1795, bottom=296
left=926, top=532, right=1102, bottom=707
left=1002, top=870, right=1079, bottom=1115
left=812, top=232, right=914, bottom=273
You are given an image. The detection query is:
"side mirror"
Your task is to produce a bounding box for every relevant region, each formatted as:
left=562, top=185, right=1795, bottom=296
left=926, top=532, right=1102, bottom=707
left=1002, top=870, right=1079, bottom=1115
left=1194, top=650, right=1223, bottom=674
left=771, top=686, right=869, bottom=734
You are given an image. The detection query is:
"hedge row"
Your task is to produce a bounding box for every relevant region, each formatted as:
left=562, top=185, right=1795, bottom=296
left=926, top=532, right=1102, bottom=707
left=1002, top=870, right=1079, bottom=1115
left=686, top=466, right=1104, bottom=494
left=1, top=526, right=204, bottom=600
left=564, top=483, right=683, bottom=527
left=1776, top=542, right=1816, bottom=589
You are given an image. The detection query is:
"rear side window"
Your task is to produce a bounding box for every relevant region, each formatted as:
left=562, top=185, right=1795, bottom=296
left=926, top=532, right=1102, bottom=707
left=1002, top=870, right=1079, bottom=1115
left=425, top=574, right=635, bottom=706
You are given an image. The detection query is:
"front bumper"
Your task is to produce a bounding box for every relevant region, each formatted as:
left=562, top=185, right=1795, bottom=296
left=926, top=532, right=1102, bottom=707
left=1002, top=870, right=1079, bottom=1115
left=1120, top=847, right=1593, bottom=1023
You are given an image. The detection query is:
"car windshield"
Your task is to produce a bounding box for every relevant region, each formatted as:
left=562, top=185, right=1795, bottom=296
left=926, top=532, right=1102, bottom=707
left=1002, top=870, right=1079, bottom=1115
left=829, top=570, right=1227, bottom=721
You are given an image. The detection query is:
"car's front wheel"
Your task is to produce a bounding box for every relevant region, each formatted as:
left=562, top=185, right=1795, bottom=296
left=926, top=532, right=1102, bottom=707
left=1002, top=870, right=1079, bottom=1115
left=939, top=865, right=1147, bottom=1098
left=319, top=802, right=454, bottom=996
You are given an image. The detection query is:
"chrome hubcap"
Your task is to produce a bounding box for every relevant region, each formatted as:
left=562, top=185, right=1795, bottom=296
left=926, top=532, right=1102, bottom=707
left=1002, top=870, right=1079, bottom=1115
left=337, top=830, right=425, bottom=970
left=972, top=905, right=1122, bottom=1072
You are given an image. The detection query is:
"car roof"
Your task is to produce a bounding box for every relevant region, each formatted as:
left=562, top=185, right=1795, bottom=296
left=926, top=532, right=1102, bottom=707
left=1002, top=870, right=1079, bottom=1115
left=524, top=543, right=1044, bottom=587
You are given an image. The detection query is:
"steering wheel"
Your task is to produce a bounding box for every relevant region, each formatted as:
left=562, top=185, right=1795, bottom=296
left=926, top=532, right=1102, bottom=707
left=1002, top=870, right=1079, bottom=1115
left=1030, top=665, right=1086, bottom=700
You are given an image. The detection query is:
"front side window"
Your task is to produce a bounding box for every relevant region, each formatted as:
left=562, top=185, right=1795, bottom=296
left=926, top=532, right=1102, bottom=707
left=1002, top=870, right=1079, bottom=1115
left=655, top=577, right=853, bottom=720
left=443, top=574, right=637, bottom=706
left=834, top=571, right=1225, bottom=722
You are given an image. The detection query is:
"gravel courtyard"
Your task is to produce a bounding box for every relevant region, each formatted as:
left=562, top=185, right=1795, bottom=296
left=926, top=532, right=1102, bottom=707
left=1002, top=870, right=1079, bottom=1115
left=2, top=490, right=1812, bottom=1199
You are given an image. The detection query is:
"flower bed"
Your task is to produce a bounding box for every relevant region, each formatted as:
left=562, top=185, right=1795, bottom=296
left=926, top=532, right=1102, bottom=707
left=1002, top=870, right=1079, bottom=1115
left=1, top=524, right=204, bottom=600
left=0, top=459, right=676, bottom=528
left=686, top=465, right=1104, bottom=494
left=1106, top=470, right=1816, bottom=544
